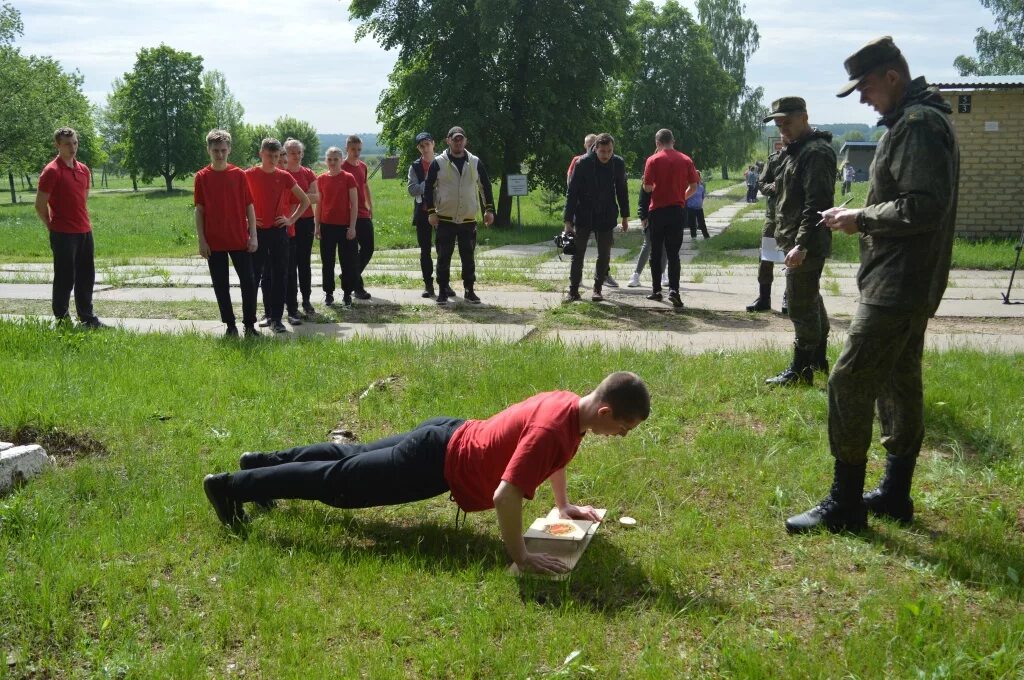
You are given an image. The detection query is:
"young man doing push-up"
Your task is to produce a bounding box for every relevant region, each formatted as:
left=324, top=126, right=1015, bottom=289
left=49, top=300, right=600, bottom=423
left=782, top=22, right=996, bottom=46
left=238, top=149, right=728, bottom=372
left=203, top=371, right=650, bottom=575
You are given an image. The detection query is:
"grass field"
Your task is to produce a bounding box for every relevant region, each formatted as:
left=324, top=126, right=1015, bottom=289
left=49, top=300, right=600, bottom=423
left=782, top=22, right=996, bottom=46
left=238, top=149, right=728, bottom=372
left=1, top=321, right=1022, bottom=677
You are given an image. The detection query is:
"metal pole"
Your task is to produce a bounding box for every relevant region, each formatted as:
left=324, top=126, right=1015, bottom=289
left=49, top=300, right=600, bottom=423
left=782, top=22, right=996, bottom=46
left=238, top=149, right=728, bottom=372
left=517, top=196, right=522, bottom=232
left=1002, top=220, right=1024, bottom=304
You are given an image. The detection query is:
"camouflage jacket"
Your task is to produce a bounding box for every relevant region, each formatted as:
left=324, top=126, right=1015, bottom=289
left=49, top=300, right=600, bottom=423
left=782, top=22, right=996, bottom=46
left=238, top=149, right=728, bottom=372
left=757, top=150, right=783, bottom=238
left=774, top=129, right=836, bottom=257
left=856, top=77, right=959, bottom=316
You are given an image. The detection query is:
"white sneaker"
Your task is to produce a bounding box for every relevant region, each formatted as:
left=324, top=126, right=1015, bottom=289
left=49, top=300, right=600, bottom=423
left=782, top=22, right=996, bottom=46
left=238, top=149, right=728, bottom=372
left=661, top=275, right=669, bottom=288
left=627, top=272, right=641, bottom=287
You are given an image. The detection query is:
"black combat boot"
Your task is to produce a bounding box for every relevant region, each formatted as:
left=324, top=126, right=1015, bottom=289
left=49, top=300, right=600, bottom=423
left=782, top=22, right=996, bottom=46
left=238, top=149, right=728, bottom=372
left=811, top=340, right=830, bottom=374
left=765, top=346, right=814, bottom=386
left=863, top=454, right=917, bottom=524
left=746, top=284, right=772, bottom=312
left=785, top=460, right=868, bottom=534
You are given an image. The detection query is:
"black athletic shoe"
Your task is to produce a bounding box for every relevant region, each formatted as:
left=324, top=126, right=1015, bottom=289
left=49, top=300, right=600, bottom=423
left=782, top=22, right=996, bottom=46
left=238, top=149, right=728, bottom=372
left=421, top=286, right=435, bottom=299
left=604, top=274, right=619, bottom=288
left=287, top=314, right=303, bottom=326
left=79, top=316, right=107, bottom=329
left=258, top=316, right=271, bottom=327
left=224, top=325, right=239, bottom=338
left=324, top=293, right=335, bottom=306
left=646, top=292, right=663, bottom=302
left=354, top=289, right=372, bottom=300
left=302, top=300, right=316, bottom=316
left=343, top=293, right=353, bottom=307
left=437, top=293, right=449, bottom=305
left=464, top=290, right=481, bottom=304
left=203, top=473, right=248, bottom=527
left=565, top=289, right=581, bottom=303
left=271, top=321, right=288, bottom=334
left=668, top=291, right=684, bottom=308
left=442, top=285, right=457, bottom=298
left=591, top=289, right=604, bottom=302
left=243, top=325, right=260, bottom=338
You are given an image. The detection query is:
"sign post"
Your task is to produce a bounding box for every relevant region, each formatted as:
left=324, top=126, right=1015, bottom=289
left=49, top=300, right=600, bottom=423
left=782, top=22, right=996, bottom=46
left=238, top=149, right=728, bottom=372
left=506, top=174, right=528, bottom=232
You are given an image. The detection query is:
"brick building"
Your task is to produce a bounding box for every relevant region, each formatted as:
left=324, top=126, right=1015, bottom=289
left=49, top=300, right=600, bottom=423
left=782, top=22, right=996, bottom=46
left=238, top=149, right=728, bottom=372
left=934, top=76, right=1024, bottom=240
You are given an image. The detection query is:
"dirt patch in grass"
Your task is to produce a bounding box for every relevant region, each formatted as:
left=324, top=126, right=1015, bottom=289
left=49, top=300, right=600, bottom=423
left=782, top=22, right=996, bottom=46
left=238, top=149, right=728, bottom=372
left=0, top=424, right=108, bottom=464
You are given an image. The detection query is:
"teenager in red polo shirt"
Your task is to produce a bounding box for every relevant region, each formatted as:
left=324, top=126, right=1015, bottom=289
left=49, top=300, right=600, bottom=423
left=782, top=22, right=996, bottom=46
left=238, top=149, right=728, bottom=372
left=343, top=135, right=375, bottom=300
left=283, top=138, right=319, bottom=319
left=194, top=129, right=260, bottom=337
left=244, top=138, right=310, bottom=334
left=34, top=127, right=104, bottom=328
left=407, top=132, right=437, bottom=298
left=313, top=147, right=359, bottom=306
left=203, top=371, right=651, bottom=576
left=641, top=128, right=700, bottom=308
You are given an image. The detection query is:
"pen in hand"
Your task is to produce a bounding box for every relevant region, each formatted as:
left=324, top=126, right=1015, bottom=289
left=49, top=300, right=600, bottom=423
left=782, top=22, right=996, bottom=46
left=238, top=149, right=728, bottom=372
left=817, top=197, right=853, bottom=225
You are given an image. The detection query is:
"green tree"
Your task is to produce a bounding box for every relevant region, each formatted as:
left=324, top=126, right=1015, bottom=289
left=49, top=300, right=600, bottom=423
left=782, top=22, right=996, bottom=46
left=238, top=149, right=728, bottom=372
left=351, top=0, right=634, bottom=226
left=273, top=115, right=319, bottom=167
left=843, top=130, right=866, bottom=142
left=617, top=1, right=735, bottom=175
left=203, top=69, right=249, bottom=166
left=955, top=0, right=1024, bottom=75
left=104, top=78, right=141, bottom=190
left=696, top=0, right=765, bottom=179
left=121, top=44, right=212, bottom=191
left=0, top=2, right=22, bottom=44
left=239, top=122, right=276, bottom=167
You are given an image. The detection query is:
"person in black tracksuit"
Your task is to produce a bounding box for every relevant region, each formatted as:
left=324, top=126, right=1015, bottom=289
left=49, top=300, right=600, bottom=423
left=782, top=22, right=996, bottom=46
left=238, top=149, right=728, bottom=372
left=562, top=133, right=630, bottom=302
left=407, top=132, right=437, bottom=298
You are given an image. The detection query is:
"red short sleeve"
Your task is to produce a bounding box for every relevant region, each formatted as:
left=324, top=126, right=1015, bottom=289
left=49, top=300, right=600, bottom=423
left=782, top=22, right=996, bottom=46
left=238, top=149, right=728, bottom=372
left=38, top=166, right=58, bottom=194
left=500, top=426, right=561, bottom=500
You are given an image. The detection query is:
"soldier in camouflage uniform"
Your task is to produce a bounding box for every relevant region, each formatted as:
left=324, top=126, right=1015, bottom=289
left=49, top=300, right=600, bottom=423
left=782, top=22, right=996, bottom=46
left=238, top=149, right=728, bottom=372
left=786, top=37, right=959, bottom=534
left=747, top=148, right=784, bottom=313
left=762, top=97, right=836, bottom=387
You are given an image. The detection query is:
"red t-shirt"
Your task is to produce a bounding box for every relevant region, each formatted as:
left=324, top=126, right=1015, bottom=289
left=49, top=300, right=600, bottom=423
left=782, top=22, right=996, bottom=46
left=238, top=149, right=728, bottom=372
left=316, top=170, right=357, bottom=226
left=444, top=391, right=584, bottom=512
left=643, top=149, right=700, bottom=211
left=344, top=159, right=371, bottom=219
left=244, top=167, right=296, bottom=230
left=286, top=165, right=317, bottom=221
left=38, top=157, right=92, bottom=234
left=566, top=155, right=581, bottom=184
left=194, top=164, right=253, bottom=252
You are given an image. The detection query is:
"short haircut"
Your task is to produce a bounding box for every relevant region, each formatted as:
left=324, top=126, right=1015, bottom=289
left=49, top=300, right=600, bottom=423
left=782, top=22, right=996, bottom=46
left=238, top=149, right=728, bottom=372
left=325, top=146, right=343, bottom=156
left=583, top=133, right=598, bottom=149
left=206, top=129, right=232, bottom=147
left=869, top=54, right=911, bottom=83
left=655, top=128, right=674, bottom=145
left=346, top=135, right=362, bottom=147
left=261, top=137, right=282, bottom=153
left=54, top=127, right=78, bottom=143
left=594, top=371, right=651, bottom=422
left=594, top=133, right=615, bottom=148
left=283, top=137, right=304, bottom=152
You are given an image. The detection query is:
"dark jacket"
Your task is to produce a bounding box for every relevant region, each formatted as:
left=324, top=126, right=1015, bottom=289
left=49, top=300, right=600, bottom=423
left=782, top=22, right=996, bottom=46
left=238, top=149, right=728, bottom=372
left=856, top=77, right=959, bottom=316
left=563, top=151, right=629, bottom=231
left=774, top=128, right=837, bottom=258
left=407, top=156, right=430, bottom=224
left=757, top=150, right=783, bottom=238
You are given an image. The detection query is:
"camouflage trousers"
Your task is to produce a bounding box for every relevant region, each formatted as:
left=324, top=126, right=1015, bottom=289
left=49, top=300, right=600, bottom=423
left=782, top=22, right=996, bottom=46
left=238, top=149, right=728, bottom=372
left=827, top=303, right=929, bottom=465
left=784, top=256, right=829, bottom=351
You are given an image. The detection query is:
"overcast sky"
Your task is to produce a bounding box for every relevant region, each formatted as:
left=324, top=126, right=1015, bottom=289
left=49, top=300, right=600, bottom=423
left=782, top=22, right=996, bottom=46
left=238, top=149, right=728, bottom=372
left=17, top=0, right=995, bottom=134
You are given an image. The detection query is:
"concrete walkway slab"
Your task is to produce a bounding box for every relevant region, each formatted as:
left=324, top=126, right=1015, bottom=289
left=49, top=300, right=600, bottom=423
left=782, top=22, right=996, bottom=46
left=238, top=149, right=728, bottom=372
left=0, top=283, right=113, bottom=300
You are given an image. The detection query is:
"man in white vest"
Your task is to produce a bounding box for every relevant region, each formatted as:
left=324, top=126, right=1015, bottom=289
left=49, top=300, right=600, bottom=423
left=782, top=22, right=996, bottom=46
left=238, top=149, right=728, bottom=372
left=424, top=126, right=496, bottom=305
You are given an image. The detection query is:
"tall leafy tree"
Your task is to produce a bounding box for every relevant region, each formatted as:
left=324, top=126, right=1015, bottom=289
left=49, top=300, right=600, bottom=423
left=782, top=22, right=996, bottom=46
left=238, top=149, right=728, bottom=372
left=203, top=69, right=249, bottom=166
left=617, top=1, right=735, bottom=174
left=351, top=0, right=634, bottom=226
left=273, top=115, right=319, bottom=166
left=697, top=0, right=764, bottom=178
left=955, top=0, right=1024, bottom=75
left=121, top=44, right=212, bottom=191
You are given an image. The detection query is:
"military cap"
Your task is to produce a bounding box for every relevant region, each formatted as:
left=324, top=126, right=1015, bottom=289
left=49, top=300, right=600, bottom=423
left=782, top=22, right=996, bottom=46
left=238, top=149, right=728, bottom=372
left=837, top=36, right=903, bottom=98
left=763, top=97, right=807, bottom=123
left=447, top=126, right=466, bottom=139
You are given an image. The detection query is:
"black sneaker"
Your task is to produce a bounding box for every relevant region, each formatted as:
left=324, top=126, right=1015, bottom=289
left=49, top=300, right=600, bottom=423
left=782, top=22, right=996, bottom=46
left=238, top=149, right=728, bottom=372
left=225, top=325, right=239, bottom=338
left=258, top=316, right=271, bottom=327
left=668, top=291, right=684, bottom=308
left=604, top=274, right=619, bottom=288
left=287, top=314, right=303, bottom=326
left=591, top=289, right=604, bottom=302
left=646, top=292, right=663, bottom=301
left=271, top=321, right=288, bottom=334
left=79, top=316, right=107, bottom=329
left=354, top=289, right=372, bottom=300
left=243, top=325, right=260, bottom=338
left=464, top=290, right=481, bottom=304
left=422, top=284, right=435, bottom=298
left=437, top=293, right=449, bottom=305
left=203, top=473, right=248, bottom=527
left=302, top=300, right=316, bottom=316
left=343, top=293, right=353, bottom=307
left=442, top=285, right=457, bottom=298
left=565, top=289, right=582, bottom=303
left=324, top=293, right=335, bottom=306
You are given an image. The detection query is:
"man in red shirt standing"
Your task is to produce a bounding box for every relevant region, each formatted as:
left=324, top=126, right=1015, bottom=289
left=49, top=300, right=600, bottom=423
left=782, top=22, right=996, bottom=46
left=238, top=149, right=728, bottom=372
left=641, top=129, right=700, bottom=308
left=203, top=371, right=650, bottom=575
left=34, top=127, right=104, bottom=328
left=283, top=138, right=319, bottom=320
left=244, top=138, right=310, bottom=334
left=343, top=135, right=375, bottom=300
left=194, top=129, right=260, bottom=337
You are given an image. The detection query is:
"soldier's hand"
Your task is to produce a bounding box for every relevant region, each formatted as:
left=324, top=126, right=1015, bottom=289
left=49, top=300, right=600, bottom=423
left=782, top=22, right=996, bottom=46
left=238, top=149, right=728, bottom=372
left=785, top=246, right=807, bottom=269
left=822, top=208, right=861, bottom=235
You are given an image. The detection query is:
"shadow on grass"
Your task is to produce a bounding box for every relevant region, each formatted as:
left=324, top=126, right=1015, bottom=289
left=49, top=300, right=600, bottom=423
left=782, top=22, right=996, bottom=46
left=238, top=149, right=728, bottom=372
left=923, top=406, right=1022, bottom=465
left=120, top=189, right=192, bottom=201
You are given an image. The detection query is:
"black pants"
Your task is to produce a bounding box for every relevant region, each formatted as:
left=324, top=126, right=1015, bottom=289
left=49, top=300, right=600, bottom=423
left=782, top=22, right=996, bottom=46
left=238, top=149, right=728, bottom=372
left=355, top=217, right=375, bottom=292
left=208, top=250, right=257, bottom=327
left=785, top=256, right=829, bottom=352
left=648, top=206, right=685, bottom=294
left=414, top=210, right=434, bottom=285
left=49, top=230, right=95, bottom=320
left=436, top=221, right=477, bottom=290
left=227, top=417, right=465, bottom=508
left=686, top=207, right=709, bottom=238
left=569, top=225, right=614, bottom=291
left=252, top=226, right=289, bottom=323
left=319, top=224, right=359, bottom=295
left=290, top=217, right=315, bottom=308
left=746, top=185, right=758, bottom=202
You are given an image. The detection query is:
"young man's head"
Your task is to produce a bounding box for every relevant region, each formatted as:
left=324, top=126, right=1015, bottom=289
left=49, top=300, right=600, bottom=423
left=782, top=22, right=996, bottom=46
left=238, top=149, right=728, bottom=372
left=655, top=128, right=674, bottom=150
left=764, top=97, right=810, bottom=143
left=588, top=371, right=650, bottom=436
left=206, top=129, right=232, bottom=168
left=324, top=146, right=343, bottom=173
left=259, top=138, right=283, bottom=170
left=583, top=133, right=597, bottom=152
left=415, top=131, right=435, bottom=158
left=446, top=126, right=467, bottom=156
left=837, top=36, right=911, bottom=116
left=53, top=127, right=79, bottom=160
left=593, top=133, right=615, bottom=164
left=284, top=138, right=304, bottom=168
left=346, top=135, right=362, bottom=160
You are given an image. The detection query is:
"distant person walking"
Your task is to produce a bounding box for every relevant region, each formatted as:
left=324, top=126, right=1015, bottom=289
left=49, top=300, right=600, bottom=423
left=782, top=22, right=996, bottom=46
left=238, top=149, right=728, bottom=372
left=841, top=161, right=856, bottom=195
left=746, top=148, right=786, bottom=313
left=744, top=165, right=759, bottom=202
left=686, top=173, right=709, bottom=239
left=35, top=127, right=105, bottom=329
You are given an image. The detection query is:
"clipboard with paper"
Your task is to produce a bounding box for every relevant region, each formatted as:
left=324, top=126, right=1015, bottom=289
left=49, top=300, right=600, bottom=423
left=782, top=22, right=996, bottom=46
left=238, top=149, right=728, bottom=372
left=760, top=237, right=786, bottom=263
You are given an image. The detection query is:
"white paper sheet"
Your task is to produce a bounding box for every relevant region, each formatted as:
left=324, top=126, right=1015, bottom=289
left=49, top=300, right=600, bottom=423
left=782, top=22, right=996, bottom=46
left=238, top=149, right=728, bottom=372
left=760, top=237, right=786, bottom=263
